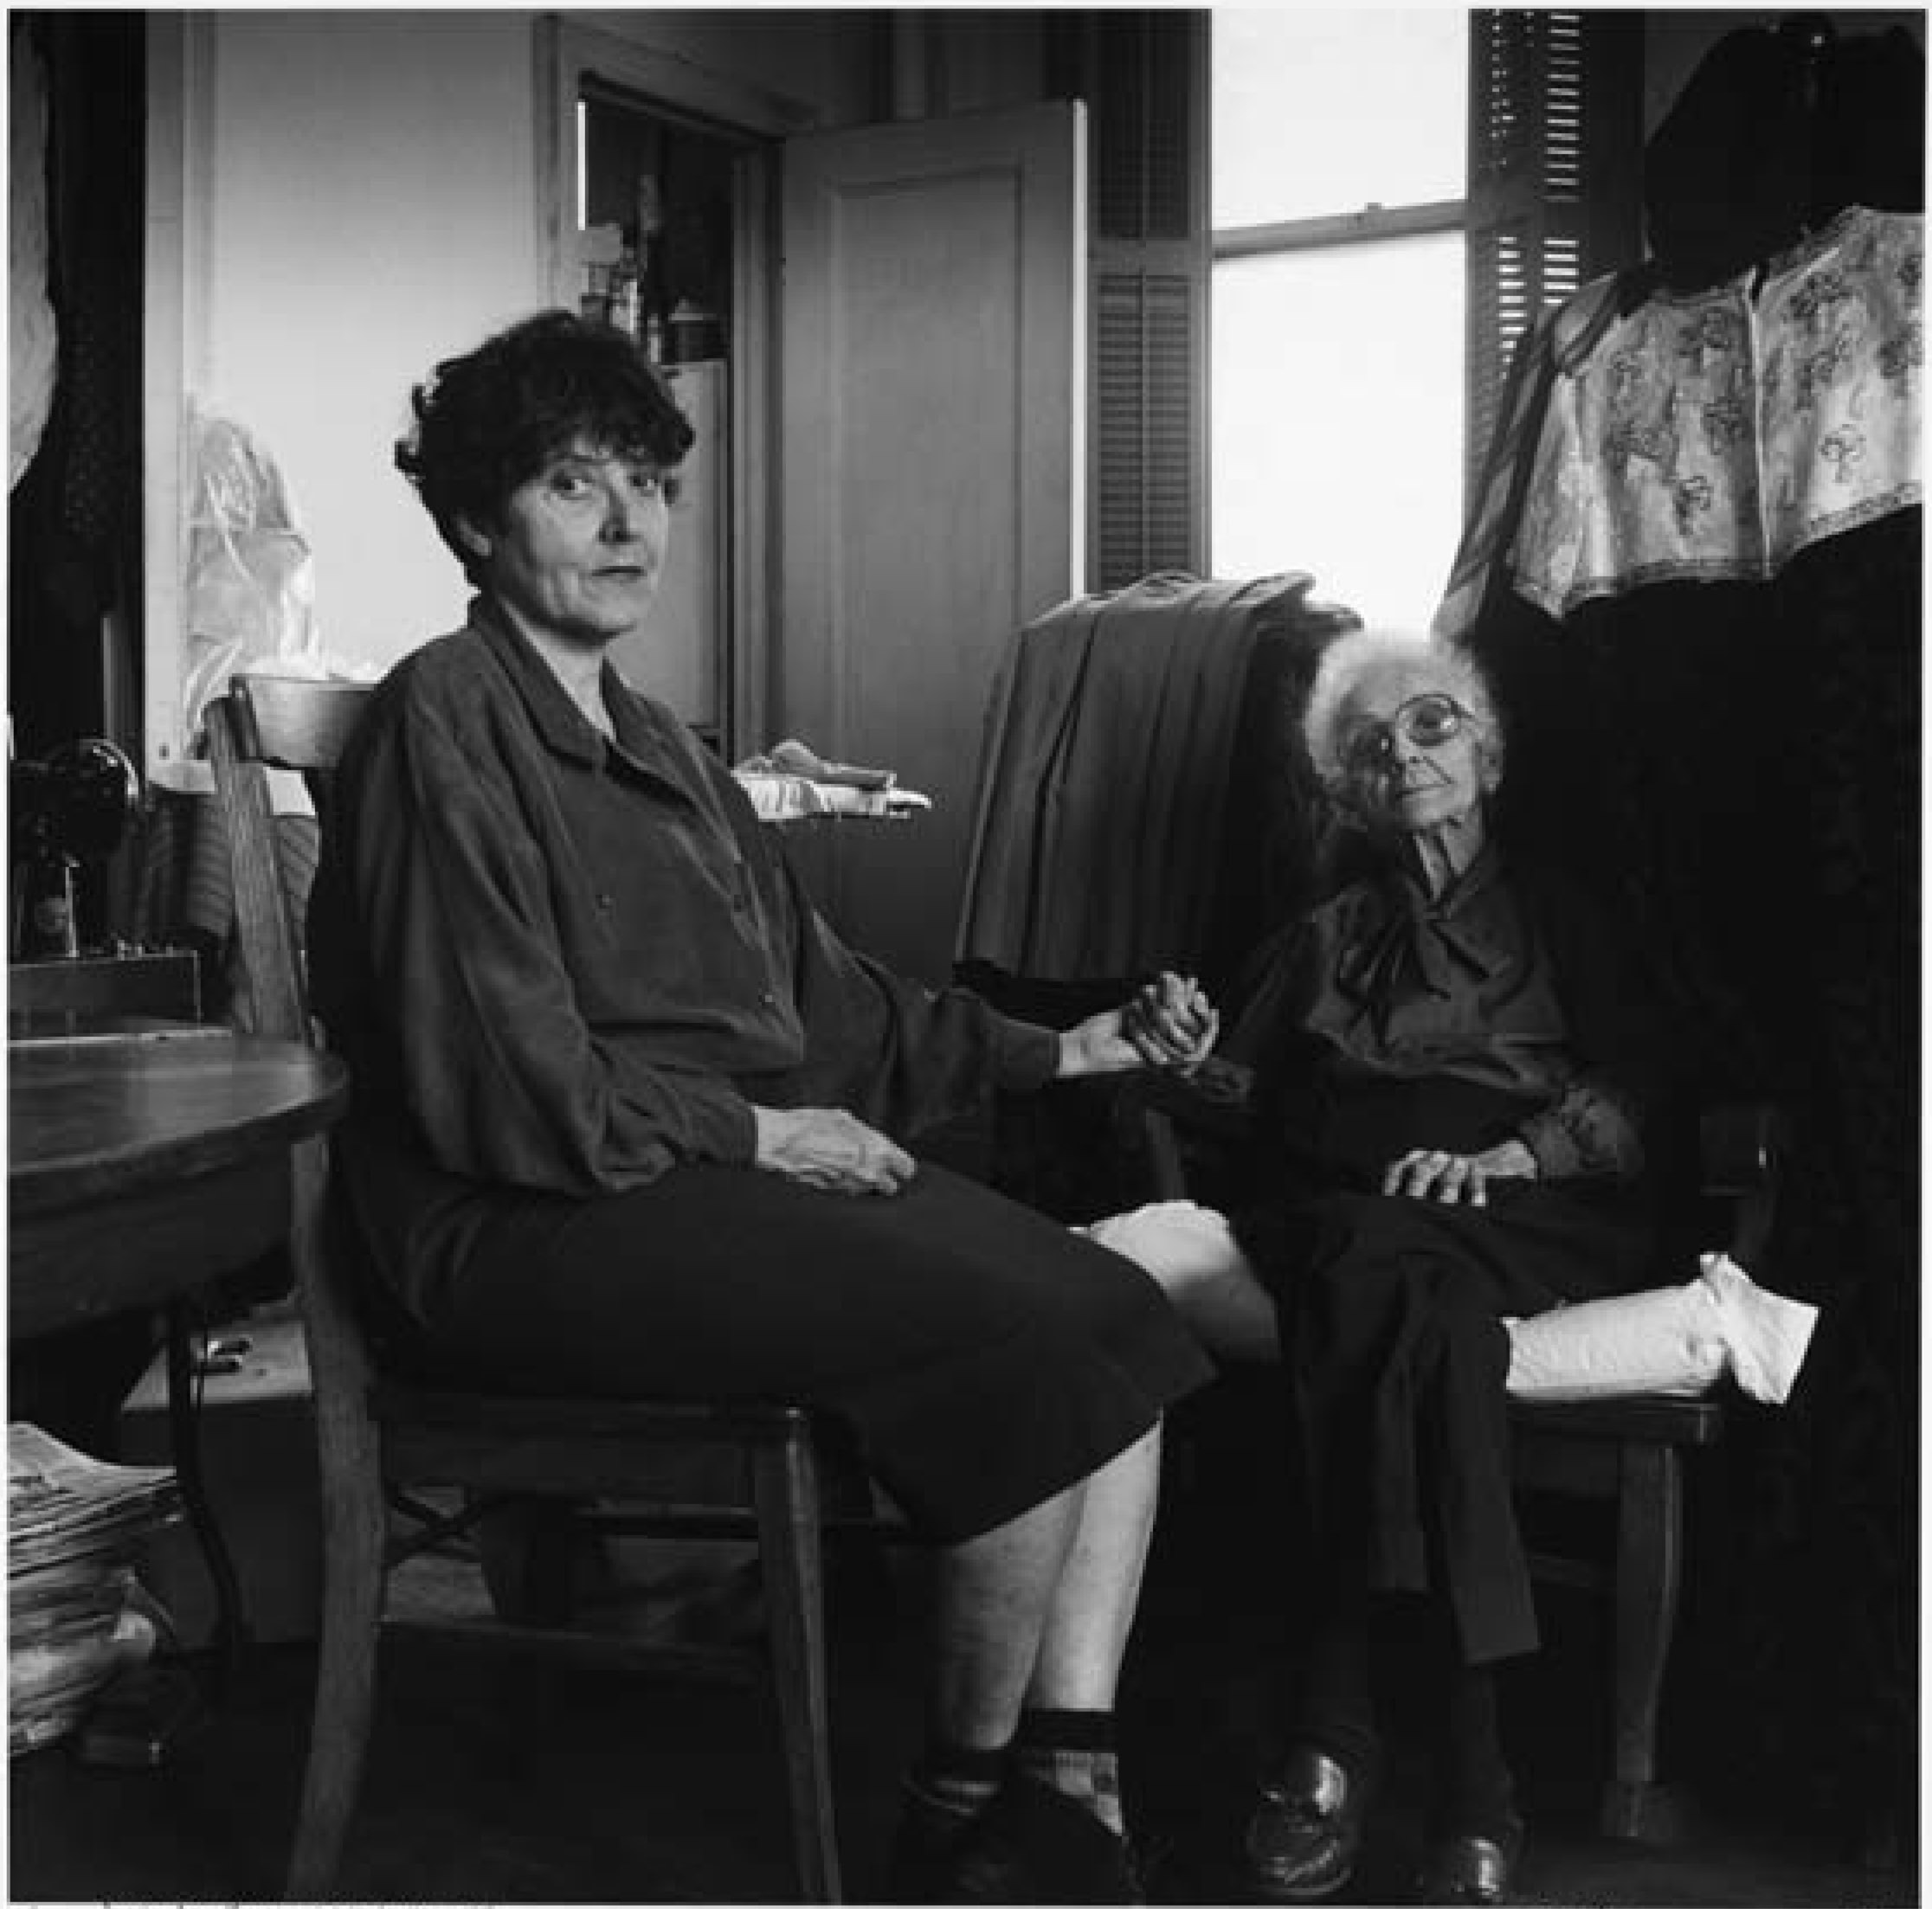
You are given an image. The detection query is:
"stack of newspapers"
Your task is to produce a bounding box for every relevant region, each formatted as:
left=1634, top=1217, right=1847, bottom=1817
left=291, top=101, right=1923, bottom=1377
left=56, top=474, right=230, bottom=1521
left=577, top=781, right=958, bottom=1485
left=9, top=1423, right=181, bottom=1754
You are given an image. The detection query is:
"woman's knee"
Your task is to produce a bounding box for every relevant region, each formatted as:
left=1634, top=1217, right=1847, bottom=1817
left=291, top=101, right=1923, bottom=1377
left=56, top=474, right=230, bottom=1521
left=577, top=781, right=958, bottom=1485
left=1084, top=1202, right=1278, bottom=1359
left=1085, top=1201, right=1244, bottom=1298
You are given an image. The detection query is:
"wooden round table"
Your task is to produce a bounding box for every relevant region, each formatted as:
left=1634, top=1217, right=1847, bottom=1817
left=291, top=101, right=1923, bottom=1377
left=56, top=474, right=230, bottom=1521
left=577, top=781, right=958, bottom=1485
left=10, top=1031, right=348, bottom=1338
left=10, top=1029, right=350, bottom=1668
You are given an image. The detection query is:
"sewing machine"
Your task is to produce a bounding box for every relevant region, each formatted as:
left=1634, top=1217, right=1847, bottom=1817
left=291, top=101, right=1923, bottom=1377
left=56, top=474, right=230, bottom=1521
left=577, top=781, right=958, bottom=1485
left=10, top=738, right=202, bottom=1030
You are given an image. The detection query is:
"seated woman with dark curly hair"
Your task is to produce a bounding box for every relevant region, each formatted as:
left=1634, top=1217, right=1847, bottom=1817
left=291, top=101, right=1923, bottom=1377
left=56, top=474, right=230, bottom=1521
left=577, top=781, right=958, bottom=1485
left=306, top=310, right=1222, bottom=1904
left=1090, top=625, right=1670, bottom=1905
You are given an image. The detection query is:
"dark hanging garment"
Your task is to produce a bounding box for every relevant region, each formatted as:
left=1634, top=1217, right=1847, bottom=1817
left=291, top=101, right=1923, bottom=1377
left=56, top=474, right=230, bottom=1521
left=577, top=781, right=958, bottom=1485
left=955, top=571, right=1357, bottom=994
left=1643, top=20, right=1925, bottom=293
left=1430, top=22, right=1922, bottom=1835
left=1460, top=405, right=1918, bottom=1855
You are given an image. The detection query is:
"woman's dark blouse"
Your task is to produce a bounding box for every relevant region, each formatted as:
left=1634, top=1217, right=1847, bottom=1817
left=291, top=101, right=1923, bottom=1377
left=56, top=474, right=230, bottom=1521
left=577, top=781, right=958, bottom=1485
left=307, top=602, right=1058, bottom=1311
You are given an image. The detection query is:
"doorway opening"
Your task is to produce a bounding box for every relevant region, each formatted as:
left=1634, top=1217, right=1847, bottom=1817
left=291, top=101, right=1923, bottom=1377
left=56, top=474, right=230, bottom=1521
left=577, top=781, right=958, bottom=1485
left=576, top=86, right=750, bottom=753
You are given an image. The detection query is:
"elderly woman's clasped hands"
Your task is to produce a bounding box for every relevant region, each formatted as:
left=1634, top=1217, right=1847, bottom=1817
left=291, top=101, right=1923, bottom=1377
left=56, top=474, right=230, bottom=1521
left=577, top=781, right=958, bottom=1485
left=1130, top=970, right=1220, bottom=1070
left=1057, top=970, right=1220, bottom=1080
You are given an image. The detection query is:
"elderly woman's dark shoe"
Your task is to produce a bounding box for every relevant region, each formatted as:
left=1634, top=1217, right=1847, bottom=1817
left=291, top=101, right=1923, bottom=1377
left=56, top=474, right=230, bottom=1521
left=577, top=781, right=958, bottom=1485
left=1242, top=1745, right=1372, bottom=1901
left=1412, top=1816, right=1523, bottom=1905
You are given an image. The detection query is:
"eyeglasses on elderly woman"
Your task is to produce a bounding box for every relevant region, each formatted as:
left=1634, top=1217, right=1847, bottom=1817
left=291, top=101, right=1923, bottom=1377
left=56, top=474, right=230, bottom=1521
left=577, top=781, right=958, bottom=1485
left=1336, top=691, right=1473, bottom=775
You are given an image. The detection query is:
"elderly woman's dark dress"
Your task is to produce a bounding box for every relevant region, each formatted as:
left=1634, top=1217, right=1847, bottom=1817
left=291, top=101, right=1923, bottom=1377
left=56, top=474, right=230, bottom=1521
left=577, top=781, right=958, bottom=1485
left=1096, top=623, right=1677, bottom=1902
left=1224, top=843, right=1665, bottom=1666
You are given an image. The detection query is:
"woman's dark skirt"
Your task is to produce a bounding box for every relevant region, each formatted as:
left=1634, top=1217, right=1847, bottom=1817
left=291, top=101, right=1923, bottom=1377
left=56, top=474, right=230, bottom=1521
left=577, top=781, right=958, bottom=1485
left=364, top=1151, right=1214, bottom=1546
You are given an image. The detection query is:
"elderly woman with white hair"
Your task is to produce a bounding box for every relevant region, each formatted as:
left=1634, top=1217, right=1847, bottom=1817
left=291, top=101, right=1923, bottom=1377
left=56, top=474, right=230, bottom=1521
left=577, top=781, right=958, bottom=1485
left=1092, top=626, right=1670, bottom=1904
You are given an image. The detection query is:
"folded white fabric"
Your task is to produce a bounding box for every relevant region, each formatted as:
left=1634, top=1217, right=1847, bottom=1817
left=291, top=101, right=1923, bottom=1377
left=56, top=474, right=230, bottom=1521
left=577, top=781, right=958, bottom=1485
left=751, top=736, right=898, bottom=791
left=1504, top=1252, right=1819, bottom=1405
left=732, top=771, right=931, bottom=822
left=734, top=736, right=931, bottom=823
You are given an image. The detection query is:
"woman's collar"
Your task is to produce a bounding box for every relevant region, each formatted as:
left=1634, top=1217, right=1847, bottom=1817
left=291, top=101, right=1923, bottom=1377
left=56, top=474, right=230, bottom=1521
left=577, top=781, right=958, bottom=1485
left=467, top=595, right=608, bottom=765
left=1386, top=834, right=1505, bottom=916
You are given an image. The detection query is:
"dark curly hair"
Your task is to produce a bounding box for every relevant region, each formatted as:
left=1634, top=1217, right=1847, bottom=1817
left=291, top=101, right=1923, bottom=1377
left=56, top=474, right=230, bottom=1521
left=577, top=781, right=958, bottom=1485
left=395, top=310, right=696, bottom=583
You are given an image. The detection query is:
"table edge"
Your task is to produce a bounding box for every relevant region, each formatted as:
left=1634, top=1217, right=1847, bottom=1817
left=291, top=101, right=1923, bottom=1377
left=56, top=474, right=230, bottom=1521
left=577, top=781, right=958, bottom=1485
left=9, top=1051, right=349, bottom=1216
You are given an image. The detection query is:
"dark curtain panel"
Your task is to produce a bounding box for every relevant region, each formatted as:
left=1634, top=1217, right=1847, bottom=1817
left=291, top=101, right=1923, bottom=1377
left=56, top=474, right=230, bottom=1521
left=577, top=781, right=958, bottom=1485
left=1457, top=25, right=1922, bottom=1840
left=1470, top=505, right=1919, bottom=1851
left=8, top=13, right=145, bottom=755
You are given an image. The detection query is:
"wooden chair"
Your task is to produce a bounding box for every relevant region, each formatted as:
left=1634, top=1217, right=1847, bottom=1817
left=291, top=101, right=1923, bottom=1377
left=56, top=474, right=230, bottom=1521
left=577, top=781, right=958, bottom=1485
left=1130, top=1079, right=1776, bottom=1842
left=206, top=672, right=880, bottom=1903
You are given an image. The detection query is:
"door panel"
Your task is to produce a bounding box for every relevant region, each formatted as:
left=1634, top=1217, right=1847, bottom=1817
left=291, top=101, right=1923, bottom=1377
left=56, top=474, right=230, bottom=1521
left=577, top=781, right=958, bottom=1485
left=778, top=103, right=1085, bottom=983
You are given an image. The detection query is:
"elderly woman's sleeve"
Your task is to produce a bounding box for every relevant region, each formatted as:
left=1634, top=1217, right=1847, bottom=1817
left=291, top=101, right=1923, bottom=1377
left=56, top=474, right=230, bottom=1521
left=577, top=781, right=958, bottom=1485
left=1514, top=871, right=1672, bottom=1182
left=338, top=692, right=757, bottom=1193
left=1516, top=1078, right=1646, bottom=1179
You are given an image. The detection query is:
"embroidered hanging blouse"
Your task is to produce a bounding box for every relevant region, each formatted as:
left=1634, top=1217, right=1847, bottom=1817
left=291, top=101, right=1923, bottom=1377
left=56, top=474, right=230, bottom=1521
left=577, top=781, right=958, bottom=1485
left=1510, top=204, right=1922, bottom=620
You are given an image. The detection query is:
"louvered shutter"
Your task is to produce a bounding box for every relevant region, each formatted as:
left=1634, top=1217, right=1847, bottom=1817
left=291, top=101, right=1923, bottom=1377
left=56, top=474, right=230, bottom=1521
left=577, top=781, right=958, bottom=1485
left=1072, top=11, right=1209, bottom=589
left=1464, top=10, right=1642, bottom=498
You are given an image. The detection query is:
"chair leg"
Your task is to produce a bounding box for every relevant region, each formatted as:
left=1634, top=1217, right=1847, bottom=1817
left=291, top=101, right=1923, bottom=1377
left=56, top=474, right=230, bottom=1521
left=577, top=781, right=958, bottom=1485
left=474, top=1494, right=583, bottom=1625
left=1601, top=1441, right=1684, bottom=1842
left=754, top=1433, right=842, bottom=1904
left=287, top=1442, right=387, bottom=1899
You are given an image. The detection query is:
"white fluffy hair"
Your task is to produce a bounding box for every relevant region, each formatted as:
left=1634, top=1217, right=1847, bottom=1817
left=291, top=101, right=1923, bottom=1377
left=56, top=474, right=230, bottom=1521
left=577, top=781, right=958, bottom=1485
left=1302, top=625, right=1504, bottom=789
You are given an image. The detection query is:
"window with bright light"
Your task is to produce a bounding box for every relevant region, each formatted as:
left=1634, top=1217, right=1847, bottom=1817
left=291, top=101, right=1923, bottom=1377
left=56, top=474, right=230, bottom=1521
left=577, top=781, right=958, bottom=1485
left=1211, top=10, right=1470, bottom=628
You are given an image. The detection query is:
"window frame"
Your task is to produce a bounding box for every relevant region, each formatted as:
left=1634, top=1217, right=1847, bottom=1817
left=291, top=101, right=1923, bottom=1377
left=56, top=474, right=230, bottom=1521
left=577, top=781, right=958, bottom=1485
left=1084, top=9, right=1639, bottom=597
left=1214, top=196, right=1466, bottom=261
left=1207, top=10, right=1640, bottom=542
left=1205, top=16, right=1475, bottom=606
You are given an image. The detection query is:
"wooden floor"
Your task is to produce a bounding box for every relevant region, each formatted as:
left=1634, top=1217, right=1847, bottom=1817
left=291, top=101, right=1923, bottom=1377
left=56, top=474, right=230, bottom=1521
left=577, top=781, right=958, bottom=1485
left=9, top=1523, right=1916, bottom=1906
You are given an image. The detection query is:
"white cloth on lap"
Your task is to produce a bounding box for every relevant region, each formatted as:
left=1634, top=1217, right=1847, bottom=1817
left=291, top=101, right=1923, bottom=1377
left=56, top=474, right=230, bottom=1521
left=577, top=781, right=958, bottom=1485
left=1083, top=1202, right=1819, bottom=1406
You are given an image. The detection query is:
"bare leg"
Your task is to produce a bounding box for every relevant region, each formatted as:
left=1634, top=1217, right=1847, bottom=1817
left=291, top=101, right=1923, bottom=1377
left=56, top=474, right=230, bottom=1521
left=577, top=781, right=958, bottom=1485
left=1027, top=1425, right=1162, bottom=1709
left=926, top=1482, right=1084, bottom=1748
left=924, top=1420, right=1166, bottom=1738
left=1170, top=1257, right=1281, bottom=1363
left=1087, top=1204, right=1282, bottom=1363
left=906, top=1430, right=1163, bottom=1887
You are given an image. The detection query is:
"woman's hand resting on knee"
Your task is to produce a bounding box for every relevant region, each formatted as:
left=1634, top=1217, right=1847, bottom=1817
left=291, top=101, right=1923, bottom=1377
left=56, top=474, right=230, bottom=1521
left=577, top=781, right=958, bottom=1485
left=751, top=1106, right=917, bottom=1195
left=1381, top=1140, right=1538, bottom=1205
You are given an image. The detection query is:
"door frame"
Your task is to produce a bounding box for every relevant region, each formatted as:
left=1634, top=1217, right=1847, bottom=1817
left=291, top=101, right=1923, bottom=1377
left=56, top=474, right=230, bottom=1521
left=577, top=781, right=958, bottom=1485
left=535, top=19, right=819, bottom=757
left=140, top=13, right=216, bottom=791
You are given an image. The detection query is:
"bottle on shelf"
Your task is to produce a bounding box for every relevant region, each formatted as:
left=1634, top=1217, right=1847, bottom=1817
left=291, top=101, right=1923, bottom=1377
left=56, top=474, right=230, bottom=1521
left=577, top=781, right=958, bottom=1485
left=609, top=250, right=641, bottom=340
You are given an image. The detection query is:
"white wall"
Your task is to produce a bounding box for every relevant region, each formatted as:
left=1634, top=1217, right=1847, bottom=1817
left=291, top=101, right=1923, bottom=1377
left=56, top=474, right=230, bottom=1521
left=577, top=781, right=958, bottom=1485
left=148, top=9, right=1061, bottom=782
left=148, top=8, right=890, bottom=783
left=195, top=12, right=543, bottom=677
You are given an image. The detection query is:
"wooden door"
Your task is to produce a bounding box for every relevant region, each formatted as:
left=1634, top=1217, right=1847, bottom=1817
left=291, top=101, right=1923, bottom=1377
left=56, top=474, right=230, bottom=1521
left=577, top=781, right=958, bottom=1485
left=776, top=103, right=1085, bottom=983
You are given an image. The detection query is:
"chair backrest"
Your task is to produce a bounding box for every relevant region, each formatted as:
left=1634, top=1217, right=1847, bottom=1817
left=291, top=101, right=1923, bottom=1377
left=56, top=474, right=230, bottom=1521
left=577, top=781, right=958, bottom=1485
left=205, top=672, right=381, bottom=1405
left=954, top=572, right=1356, bottom=1002
left=204, top=675, right=373, bottom=1040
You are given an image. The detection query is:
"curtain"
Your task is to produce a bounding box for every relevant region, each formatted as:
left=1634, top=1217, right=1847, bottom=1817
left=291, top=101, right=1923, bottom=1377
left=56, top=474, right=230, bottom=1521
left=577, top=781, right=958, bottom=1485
left=1453, top=23, right=1923, bottom=1832
left=10, top=18, right=56, bottom=489
left=1484, top=509, right=1918, bottom=1847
